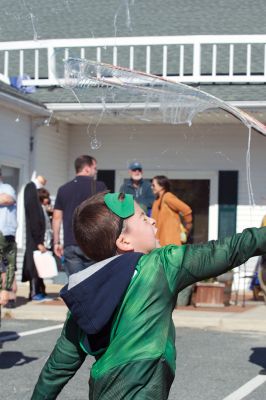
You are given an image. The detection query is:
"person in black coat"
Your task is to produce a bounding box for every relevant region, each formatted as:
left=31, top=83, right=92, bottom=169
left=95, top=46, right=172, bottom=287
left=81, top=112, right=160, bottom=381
left=22, top=175, right=48, bottom=301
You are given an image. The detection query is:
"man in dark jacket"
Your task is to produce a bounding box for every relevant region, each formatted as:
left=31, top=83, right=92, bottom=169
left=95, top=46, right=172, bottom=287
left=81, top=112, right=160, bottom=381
left=53, top=155, right=106, bottom=277
left=119, top=161, right=154, bottom=215
left=22, top=175, right=47, bottom=301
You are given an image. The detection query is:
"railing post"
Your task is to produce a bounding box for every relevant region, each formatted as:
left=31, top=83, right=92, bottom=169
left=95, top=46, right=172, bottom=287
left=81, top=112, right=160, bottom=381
left=193, top=41, right=201, bottom=80
left=264, top=44, right=266, bottom=77
left=212, top=44, right=217, bottom=77
left=4, top=50, right=9, bottom=78
left=19, top=50, right=24, bottom=76
left=113, top=46, right=117, bottom=66
left=229, top=44, right=234, bottom=77
left=146, top=45, right=151, bottom=74
left=179, top=45, right=184, bottom=77
left=47, top=46, right=56, bottom=82
left=129, top=46, right=134, bottom=70
left=34, top=49, right=39, bottom=80
left=246, top=44, right=251, bottom=77
left=162, top=45, right=167, bottom=77
left=97, top=47, right=102, bottom=63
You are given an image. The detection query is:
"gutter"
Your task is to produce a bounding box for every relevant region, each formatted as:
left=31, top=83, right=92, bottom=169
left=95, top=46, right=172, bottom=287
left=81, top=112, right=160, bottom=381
left=0, top=91, right=51, bottom=116
left=46, top=101, right=266, bottom=113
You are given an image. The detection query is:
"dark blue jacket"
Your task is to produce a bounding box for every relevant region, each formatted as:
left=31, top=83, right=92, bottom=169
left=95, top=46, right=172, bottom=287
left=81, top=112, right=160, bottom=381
left=119, top=178, right=155, bottom=213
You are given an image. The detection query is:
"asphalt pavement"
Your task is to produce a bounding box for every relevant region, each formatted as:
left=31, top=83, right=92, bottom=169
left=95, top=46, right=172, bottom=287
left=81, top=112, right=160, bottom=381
left=2, top=283, right=266, bottom=333
left=1, top=320, right=266, bottom=400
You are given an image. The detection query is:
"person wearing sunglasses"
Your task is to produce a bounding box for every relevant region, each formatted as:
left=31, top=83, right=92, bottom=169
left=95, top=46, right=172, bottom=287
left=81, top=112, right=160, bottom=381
left=119, top=161, right=154, bottom=216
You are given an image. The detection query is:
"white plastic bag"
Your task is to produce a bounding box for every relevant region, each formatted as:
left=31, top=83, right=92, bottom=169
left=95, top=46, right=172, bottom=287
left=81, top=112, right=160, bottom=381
left=33, top=250, right=58, bottom=278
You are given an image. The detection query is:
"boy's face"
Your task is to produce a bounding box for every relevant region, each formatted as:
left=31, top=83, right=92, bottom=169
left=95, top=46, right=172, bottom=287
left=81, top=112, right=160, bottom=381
left=122, top=202, right=158, bottom=254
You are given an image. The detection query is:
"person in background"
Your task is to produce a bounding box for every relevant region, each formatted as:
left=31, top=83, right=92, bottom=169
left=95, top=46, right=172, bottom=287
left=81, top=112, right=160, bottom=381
left=151, top=175, right=192, bottom=246
left=119, top=161, right=154, bottom=215
left=22, top=175, right=48, bottom=301
left=0, top=168, right=17, bottom=307
left=250, top=213, right=266, bottom=301
left=53, top=155, right=106, bottom=277
left=38, top=188, right=53, bottom=251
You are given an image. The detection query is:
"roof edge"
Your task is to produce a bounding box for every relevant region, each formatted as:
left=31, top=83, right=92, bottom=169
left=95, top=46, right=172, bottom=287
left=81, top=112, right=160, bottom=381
left=46, top=101, right=266, bottom=112
left=0, top=90, right=50, bottom=116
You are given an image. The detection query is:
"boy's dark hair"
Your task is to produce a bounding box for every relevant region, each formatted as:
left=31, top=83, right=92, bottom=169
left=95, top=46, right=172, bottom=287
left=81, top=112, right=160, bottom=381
left=38, top=188, right=50, bottom=203
left=73, top=192, right=124, bottom=261
left=153, top=175, right=171, bottom=192
left=74, top=155, right=96, bottom=173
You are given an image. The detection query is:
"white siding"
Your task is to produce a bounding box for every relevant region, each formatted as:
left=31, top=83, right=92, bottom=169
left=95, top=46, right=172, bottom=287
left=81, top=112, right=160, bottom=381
left=1, top=118, right=69, bottom=281
left=0, top=106, right=30, bottom=181
left=34, top=122, right=70, bottom=199
left=0, top=106, right=31, bottom=246
left=0, top=106, right=32, bottom=282
left=69, top=121, right=266, bottom=221
left=2, top=113, right=266, bottom=290
left=68, top=121, right=266, bottom=291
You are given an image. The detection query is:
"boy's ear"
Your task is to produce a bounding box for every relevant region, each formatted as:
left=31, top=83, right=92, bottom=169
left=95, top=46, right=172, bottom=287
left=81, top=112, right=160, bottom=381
left=116, top=233, right=134, bottom=252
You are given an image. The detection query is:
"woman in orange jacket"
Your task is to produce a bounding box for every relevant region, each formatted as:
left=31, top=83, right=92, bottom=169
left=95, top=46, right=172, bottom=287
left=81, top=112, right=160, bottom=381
left=151, top=176, right=192, bottom=246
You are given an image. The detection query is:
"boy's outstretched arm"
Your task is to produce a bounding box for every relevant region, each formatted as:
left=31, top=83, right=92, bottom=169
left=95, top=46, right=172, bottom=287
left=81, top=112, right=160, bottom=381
left=161, top=227, right=266, bottom=294
left=31, top=314, right=87, bottom=400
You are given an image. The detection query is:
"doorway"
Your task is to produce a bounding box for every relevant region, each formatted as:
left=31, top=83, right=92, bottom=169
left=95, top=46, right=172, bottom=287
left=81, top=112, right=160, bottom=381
left=170, top=179, right=210, bottom=244
left=116, top=169, right=218, bottom=241
left=98, top=170, right=115, bottom=192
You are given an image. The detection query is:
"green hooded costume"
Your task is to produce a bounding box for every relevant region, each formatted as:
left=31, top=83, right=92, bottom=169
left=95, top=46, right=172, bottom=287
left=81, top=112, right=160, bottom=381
left=31, top=226, right=266, bottom=399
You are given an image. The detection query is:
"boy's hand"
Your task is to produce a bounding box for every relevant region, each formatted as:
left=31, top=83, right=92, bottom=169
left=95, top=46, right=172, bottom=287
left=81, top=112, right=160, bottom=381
left=0, top=290, right=9, bottom=305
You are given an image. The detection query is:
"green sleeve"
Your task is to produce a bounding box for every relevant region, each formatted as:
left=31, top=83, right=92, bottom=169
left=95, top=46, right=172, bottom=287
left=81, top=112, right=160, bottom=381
left=31, top=314, right=87, bottom=399
left=160, top=227, right=266, bottom=294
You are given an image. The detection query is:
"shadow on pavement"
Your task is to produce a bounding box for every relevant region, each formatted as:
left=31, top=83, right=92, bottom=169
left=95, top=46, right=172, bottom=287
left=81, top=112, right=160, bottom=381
left=249, top=347, right=266, bottom=375
left=13, top=293, right=63, bottom=308
left=0, top=351, right=38, bottom=369
left=0, top=330, right=20, bottom=348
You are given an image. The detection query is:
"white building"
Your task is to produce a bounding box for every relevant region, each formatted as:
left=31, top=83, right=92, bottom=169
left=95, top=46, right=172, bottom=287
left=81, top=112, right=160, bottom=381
left=0, top=1, right=266, bottom=287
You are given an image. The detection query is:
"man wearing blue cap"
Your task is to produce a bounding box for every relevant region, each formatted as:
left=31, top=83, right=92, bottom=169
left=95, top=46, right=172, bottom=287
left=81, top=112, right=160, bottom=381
left=119, top=161, right=154, bottom=215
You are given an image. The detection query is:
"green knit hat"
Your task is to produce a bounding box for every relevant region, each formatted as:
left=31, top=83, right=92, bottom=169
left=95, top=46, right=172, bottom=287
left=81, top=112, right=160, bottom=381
left=104, top=193, right=135, bottom=218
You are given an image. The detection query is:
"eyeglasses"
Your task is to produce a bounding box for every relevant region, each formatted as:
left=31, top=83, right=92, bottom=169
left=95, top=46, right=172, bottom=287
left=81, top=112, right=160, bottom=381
left=131, top=168, right=142, bottom=172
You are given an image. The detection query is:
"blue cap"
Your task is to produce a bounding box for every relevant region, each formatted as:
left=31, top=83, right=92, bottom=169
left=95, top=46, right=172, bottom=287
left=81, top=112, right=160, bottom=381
left=129, top=161, right=143, bottom=171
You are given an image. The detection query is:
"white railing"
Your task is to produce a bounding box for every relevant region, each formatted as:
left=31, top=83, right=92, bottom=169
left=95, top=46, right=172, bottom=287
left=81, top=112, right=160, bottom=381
left=0, top=35, right=266, bottom=86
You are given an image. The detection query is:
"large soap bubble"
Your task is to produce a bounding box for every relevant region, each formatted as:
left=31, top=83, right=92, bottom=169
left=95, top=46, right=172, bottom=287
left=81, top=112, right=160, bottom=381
left=62, top=58, right=266, bottom=136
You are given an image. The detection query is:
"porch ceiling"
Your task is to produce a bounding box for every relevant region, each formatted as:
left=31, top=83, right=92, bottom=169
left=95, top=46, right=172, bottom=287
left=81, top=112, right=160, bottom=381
left=50, top=105, right=266, bottom=127
left=32, top=82, right=266, bottom=128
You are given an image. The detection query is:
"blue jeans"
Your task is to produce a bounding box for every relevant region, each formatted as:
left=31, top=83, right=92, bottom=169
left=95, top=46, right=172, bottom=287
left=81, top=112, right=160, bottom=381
left=63, top=245, right=94, bottom=276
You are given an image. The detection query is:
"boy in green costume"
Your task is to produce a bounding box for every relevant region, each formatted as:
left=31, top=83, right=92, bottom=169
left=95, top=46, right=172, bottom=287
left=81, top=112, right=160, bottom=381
left=32, top=192, right=266, bottom=399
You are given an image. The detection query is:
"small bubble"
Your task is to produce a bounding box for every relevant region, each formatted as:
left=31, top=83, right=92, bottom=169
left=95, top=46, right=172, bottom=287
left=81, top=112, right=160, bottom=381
left=15, top=116, right=20, bottom=122
left=90, top=137, right=102, bottom=150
